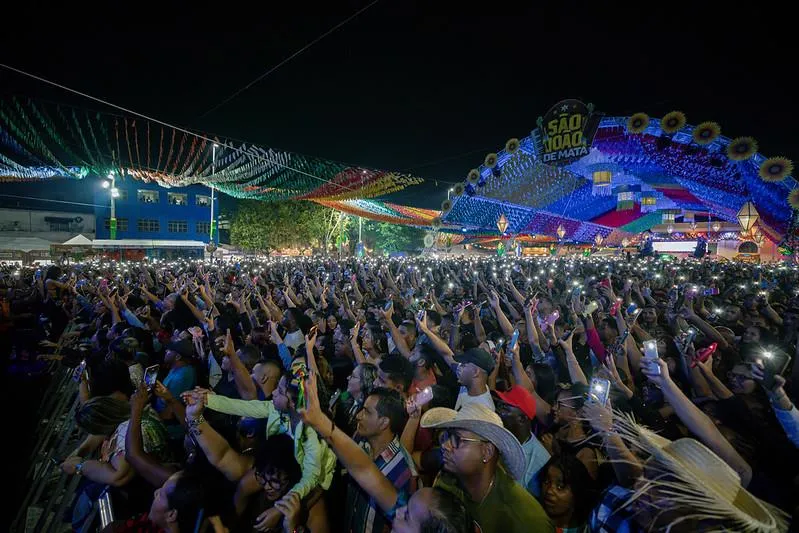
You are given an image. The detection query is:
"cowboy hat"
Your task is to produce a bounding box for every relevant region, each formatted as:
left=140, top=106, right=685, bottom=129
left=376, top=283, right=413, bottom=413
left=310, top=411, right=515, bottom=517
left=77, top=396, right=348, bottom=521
left=613, top=413, right=788, bottom=532
left=421, top=403, right=526, bottom=481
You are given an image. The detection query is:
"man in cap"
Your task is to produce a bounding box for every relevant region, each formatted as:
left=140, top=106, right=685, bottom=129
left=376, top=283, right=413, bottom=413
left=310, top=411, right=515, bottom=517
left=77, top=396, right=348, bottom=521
left=453, top=347, right=496, bottom=412
left=422, top=402, right=553, bottom=533
left=494, top=385, right=550, bottom=497
left=156, top=334, right=198, bottom=443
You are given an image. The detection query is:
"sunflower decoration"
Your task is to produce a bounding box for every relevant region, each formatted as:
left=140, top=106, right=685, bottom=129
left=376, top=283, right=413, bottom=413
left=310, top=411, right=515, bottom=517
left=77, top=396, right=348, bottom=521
left=453, top=183, right=465, bottom=196
left=441, top=199, right=453, bottom=213
left=692, top=121, right=721, bottom=145
left=431, top=217, right=442, bottom=229
left=727, top=137, right=758, bottom=161
left=759, top=157, right=793, bottom=182
left=484, top=153, right=498, bottom=169
left=661, top=111, right=687, bottom=134
left=789, top=188, right=799, bottom=211
left=505, top=138, right=520, bottom=154
left=467, top=168, right=481, bottom=185
left=627, top=113, right=650, bottom=134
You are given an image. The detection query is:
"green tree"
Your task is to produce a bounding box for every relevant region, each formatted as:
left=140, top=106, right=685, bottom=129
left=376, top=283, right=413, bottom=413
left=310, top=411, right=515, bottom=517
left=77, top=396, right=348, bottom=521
left=351, top=220, right=425, bottom=254
left=230, top=200, right=330, bottom=252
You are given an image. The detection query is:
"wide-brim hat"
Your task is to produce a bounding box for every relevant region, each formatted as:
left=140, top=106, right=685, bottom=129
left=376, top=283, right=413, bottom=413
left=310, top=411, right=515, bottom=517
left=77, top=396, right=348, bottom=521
left=612, top=413, right=788, bottom=532
left=421, top=403, right=525, bottom=481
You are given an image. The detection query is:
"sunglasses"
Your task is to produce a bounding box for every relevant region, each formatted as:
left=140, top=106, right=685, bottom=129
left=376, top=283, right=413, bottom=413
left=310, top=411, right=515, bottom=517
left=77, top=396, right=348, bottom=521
left=439, top=430, right=487, bottom=449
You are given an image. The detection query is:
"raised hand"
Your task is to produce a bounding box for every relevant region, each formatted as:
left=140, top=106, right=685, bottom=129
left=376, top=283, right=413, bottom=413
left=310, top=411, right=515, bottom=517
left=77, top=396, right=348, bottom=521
left=275, top=492, right=302, bottom=532
left=130, top=383, right=150, bottom=415
left=583, top=397, right=613, bottom=434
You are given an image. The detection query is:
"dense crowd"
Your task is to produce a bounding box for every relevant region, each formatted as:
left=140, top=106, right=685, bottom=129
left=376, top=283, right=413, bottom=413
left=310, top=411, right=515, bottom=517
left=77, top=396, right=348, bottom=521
left=3, top=253, right=798, bottom=532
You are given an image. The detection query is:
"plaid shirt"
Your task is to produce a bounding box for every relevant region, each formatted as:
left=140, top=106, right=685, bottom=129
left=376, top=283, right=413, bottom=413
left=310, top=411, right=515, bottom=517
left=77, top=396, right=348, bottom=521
left=346, top=436, right=418, bottom=533
left=588, top=485, right=642, bottom=533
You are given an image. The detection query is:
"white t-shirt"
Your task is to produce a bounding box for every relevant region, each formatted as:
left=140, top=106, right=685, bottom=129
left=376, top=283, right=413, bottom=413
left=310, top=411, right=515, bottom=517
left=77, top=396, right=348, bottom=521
left=284, top=329, right=305, bottom=351
left=455, top=385, right=495, bottom=412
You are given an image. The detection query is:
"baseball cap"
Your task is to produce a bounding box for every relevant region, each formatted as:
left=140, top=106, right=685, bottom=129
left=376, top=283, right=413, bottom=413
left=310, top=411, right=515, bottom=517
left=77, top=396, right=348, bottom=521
left=455, top=347, right=495, bottom=375
left=494, top=385, right=536, bottom=420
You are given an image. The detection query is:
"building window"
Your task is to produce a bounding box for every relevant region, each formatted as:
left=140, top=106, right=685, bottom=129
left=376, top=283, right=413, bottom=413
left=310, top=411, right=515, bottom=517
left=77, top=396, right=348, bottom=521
left=168, top=192, right=188, bottom=206
left=196, top=221, right=211, bottom=235
left=104, top=218, right=129, bottom=231
left=137, top=190, right=159, bottom=204
left=115, top=189, right=129, bottom=202
left=168, top=220, right=188, bottom=233
left=138, top=219, right=160, bottom=232
left=196, top=195, right=211, bottom=207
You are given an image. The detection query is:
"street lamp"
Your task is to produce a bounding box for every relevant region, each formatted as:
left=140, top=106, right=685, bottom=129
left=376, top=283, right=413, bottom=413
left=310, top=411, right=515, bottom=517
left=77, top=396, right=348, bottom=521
left=106, top=171, right=117, bottom=240
left=209, top=144, right=218, bottom=246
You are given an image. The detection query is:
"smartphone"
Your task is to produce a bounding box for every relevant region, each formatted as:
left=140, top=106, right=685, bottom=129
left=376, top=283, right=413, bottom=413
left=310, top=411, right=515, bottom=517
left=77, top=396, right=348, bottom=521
left=74, top=359, right=88, bottom=383
left=406, top=386, right=434, bottom=414
left=754, top=349, right=791, bottom=390
left=703, top=287, right=719, bottom=296
left=626, top=303, right=638, bottom=316
left=384, top=301, right=393, bottom=311
left=571, top=286, right=582, bottom=299
left=508, top=329, right=520, bottom=351
left=584, top=301, right=599, bottom=315
left=588, top=377, right=611, bottom=405
left=144, top=364, right=159, bottom=390
left=417, top=309, right=426, bottom=322
left=560, top=329, right=574, bottom=341
left=642, top=339, right=661, bottom=375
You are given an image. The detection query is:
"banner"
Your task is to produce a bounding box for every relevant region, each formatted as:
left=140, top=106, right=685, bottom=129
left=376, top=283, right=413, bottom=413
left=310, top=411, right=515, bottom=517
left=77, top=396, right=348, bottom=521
left=532, top=99, right=601, bottom=166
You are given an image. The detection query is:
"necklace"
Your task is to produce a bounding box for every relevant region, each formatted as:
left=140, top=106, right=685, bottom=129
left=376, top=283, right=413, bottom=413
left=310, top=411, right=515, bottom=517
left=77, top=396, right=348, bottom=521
left=477, top=475, right=496, bottom=507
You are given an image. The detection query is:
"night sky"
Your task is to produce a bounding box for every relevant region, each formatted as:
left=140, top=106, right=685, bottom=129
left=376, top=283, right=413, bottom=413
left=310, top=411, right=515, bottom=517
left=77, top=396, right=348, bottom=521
left=1, top=1, right=795, bottom=209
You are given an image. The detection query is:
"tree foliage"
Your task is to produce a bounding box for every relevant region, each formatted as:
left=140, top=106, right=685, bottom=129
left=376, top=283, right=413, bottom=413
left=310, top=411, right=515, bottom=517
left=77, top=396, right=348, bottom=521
left=230, top=200, right=424, bottom=254
left=351, top=220, right=425, bottom=253
left=230, top=200, right=329, bottom=252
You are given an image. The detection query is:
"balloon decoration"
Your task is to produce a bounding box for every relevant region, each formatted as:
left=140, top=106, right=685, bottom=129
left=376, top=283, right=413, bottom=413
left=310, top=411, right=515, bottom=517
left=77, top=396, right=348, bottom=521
left=626, top=113, right=650, bottom=134
left=759, top=157, right=793, bottom=183
left=727, top=137, right=758, bottom=161
left=661, top=111, right=687, bottom=134
left=692, top=121, right=721, bottom=145
left=484, top=153, right=498, bottom=169
left=505, top=138, right=520, bottom=154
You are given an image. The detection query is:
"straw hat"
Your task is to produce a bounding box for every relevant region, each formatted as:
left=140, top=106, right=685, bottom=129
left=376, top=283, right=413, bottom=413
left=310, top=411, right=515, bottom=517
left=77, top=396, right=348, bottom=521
left=613, top=414, right=788, bottom=532
left=421, top=403, right=526, bottom=481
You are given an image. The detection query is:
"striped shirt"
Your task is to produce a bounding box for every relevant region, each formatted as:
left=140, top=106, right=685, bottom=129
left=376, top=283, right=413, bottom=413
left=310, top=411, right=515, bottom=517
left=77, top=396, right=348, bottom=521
left=346, top=436, right=418, bottom=533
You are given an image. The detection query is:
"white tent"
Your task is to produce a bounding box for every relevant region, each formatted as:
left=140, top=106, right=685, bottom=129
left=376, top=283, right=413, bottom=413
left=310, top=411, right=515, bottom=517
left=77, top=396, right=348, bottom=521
left=61, top=234, right=93, bottom=246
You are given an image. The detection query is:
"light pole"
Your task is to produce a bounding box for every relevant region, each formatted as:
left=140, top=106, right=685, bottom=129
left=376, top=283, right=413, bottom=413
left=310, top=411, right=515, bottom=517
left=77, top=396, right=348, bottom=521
left=210, top=144, right=218, bottom=245
left=102, top=171, right=118, bottom=239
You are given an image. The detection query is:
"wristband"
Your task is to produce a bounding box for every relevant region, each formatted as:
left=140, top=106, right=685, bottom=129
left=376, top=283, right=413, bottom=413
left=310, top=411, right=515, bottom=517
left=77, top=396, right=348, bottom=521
left=187, top=414, right=206, bottom=429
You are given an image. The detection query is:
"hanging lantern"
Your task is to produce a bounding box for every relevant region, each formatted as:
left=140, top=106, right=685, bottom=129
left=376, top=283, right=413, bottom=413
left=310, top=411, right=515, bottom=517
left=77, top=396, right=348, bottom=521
left=497, top=213, right=509, bottom=234
left=594, top=233, right=604, bottom=246
left=753, top=226, right=765, bottom=244
left=640, top=193, right=657, bottom=213
left=621, top=237, right=631, bottom=248
left=557, top=224, right=566, bottom=240
left=667, top=224, right=675, bottom=234
left=712, top=221, right=722, bottom=232
left=592, top=170, right=612, bottom=196
left=737, top=201, right=759, bottom=232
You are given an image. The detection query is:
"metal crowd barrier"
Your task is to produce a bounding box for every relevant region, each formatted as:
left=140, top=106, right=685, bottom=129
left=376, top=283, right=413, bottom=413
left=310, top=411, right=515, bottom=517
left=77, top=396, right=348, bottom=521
left=11, top=322, right=94, bottom=533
